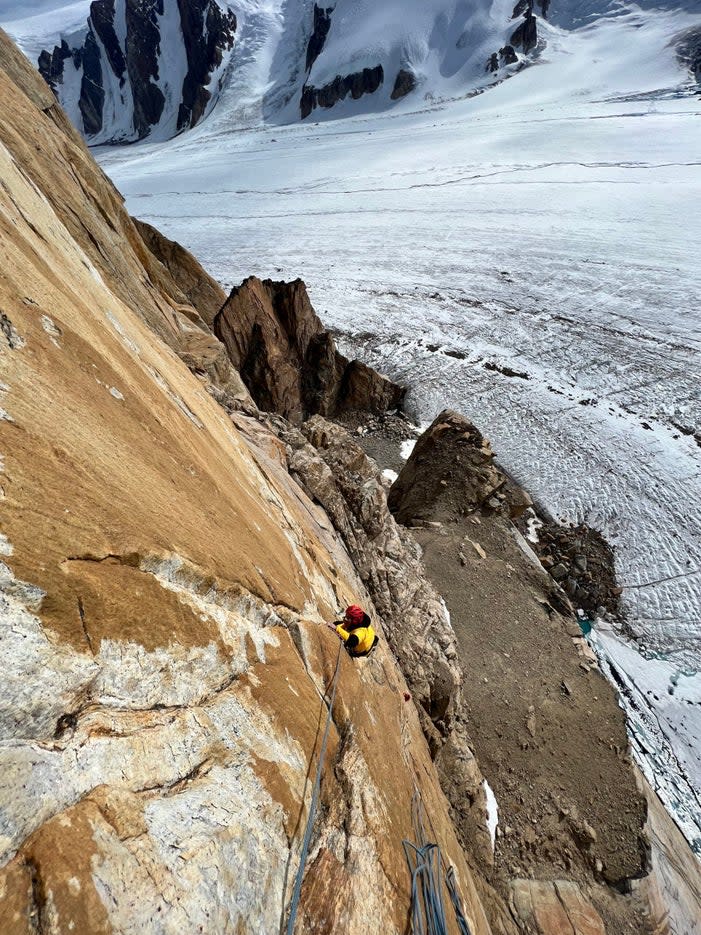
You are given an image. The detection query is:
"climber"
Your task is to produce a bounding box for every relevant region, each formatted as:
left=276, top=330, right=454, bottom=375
left=329, top=604, right=379, bottom=657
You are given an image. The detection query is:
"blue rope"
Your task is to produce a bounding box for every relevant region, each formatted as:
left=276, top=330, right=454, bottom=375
left=403, top=792, right=473, bottom=935
left=285, top=642, right=343, bottom=935
left=446, top=867, right=472, bottom=935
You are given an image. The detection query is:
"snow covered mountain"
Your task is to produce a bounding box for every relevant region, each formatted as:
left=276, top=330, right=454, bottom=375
left=206, top=0, right=701, bottom=126
left=3, top=0, right=700, bottom=140
left=219, top=0, right=551, bottom=126
left=5, top=0, right=237, bottom=143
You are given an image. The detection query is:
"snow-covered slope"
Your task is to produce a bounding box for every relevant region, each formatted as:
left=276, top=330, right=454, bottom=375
left=1, top=0, right=237, bottom=143
left=201, top=0, right=701, bottom=128
left=212, top=0, right=547, bottom=127
left=97, top=1, right=701, bottom=850
left=5, top=0, right=700, bottom=137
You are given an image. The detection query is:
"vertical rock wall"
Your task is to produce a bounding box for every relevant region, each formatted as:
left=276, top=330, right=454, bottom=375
left=0, top=30, right=493, bottom=934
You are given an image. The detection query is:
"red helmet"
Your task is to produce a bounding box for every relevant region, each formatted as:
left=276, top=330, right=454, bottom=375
left=345, top=605, right=365, bottom=627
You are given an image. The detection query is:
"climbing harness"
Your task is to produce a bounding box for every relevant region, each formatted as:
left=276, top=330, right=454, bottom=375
left=285, top=641, right=343, bottom=935
left=403, top=791, right=473, bottom=935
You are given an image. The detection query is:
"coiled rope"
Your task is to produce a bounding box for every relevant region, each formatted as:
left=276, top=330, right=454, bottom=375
left=403, top=791, right=473, bottom=935
left=285, top=641, right=343, bottom=935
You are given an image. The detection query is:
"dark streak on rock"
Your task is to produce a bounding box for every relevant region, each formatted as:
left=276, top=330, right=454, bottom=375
left=26, top=857, right=48, bottom=935
left=77, top=596, right=95, bottom=655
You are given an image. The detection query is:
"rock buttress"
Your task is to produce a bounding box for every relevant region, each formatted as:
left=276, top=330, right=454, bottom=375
left=0, top=29, right=493, bottom=934
left=214, top=276, right=404, bottom=422
left=389, top=410, right=654, bottom=934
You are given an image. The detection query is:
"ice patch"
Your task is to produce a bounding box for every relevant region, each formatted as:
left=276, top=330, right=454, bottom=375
left=400, top=439, right=416, bottom=461
left=109, top=386, right=124, bottom=400
left=483, top=779, right=499, bottom=850
left=525, top=508, right=543, bottom=544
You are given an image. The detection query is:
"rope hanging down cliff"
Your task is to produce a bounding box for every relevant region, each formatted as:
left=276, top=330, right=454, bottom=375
left=403, top=791, right=473, bottom=935
left=285, top=641, right=343, bottom=935
left=285, top=635, right=472, bottom=935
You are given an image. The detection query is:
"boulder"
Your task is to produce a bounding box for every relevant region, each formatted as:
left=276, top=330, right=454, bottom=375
left=500, top=44, right=519, bottom=65
left=388, top=410, right=506, bottom=524
left=391, top=68, right=417, bottom=99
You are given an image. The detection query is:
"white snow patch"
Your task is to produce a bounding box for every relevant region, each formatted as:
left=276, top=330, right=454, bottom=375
left=525, top=509, right=543, bottom=545
left=483, top=779, right=499, bottom=850
left=400, top=439, right=416, bottom=461
left=439, top=597, right=451, bottom=628
left=382, top=468, right=398, bottom=484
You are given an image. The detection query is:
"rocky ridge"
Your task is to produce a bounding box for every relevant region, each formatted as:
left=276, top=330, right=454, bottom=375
left=358, top=408, right=701, bottom=934
left=38, top=0, right=237, bottom=143
left=214, top=275, right=404, bottom=422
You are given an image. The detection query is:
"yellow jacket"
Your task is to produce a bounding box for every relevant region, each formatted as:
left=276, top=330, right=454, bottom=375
left=336, top=622, right=377, bottom=655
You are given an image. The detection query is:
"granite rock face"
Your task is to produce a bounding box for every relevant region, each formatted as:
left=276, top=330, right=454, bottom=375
left=301, top=64, right=385, bottom=119
left=38, top=0, right=237, bottom=143
left=133, top=218, right=227, bottom=327
left=0, top=30, right=494, bottom=934
left=214, top=276, right=404, bottom=422
left=511, top=880, right=607, bottom=935
left=276, top=416, right=493, bottom=861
